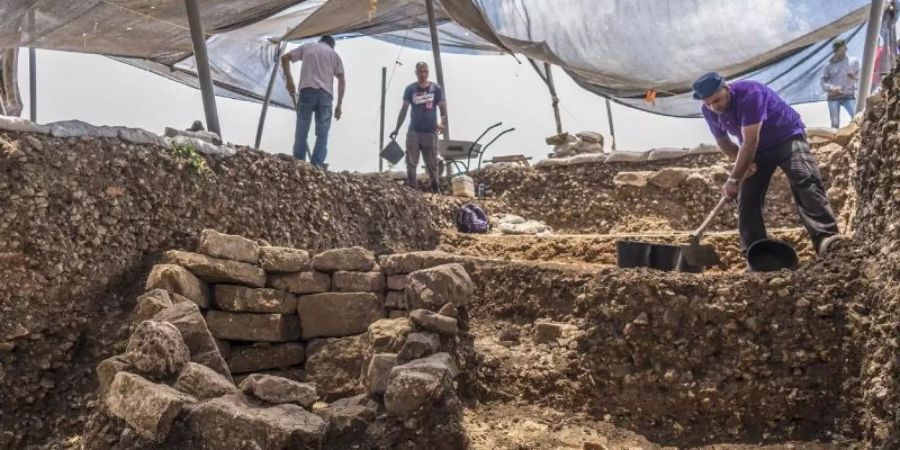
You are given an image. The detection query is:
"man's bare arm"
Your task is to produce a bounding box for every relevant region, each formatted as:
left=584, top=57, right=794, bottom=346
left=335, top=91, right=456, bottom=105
left=280, top=53, right=296, bottom=100
left=716, top=136, right=740, bottom=160
left=731, top=123, right=762, bottom=181
left=335, top=73, right=346, bottom=119
left=391, top=102, right=410, bottom=138
left=437, top=99, right=448, bottom=132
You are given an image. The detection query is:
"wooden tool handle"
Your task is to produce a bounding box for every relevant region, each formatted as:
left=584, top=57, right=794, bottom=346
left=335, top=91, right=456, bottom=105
left=691, top=196, right=729, bottom=241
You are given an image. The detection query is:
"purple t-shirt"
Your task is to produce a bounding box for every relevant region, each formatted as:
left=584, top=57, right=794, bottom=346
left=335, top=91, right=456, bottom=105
left=701, top=80, right=805, bottom=152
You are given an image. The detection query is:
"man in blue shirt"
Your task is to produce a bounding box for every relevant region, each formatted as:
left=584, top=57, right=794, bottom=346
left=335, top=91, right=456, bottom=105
left=390, top=62, right=448, bottom=193
left=693, top=72, right=842, bottom=256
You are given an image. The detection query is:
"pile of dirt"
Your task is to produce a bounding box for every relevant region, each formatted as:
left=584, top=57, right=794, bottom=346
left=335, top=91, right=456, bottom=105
left=0, top=132, right=452, bottom=448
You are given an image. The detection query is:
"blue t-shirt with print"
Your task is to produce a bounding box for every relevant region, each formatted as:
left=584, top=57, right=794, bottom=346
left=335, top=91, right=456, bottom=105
left=404, top=82, right=444, bottom=133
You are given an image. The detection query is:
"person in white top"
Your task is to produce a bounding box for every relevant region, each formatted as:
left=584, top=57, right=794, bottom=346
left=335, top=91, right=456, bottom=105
left=281, top=35, right=346, bottom=168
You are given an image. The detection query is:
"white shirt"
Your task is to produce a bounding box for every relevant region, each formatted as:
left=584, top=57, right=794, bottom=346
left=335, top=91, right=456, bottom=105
left=286, top=42, right=344, bottom=96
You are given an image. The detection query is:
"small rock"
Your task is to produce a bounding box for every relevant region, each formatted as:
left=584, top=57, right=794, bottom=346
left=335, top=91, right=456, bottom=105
left=311, top=247, right=375, bottom=272
left=197, top=229, right=259, bottom=264
left=398, top=332, right=440, bottom=363
left=174, top=362, right=239, bottom=400
left=366, top=353, right=398, bottom=395
left=258, top=246, right=310, bottom=272
left=239, top=373, right=318, bottom=408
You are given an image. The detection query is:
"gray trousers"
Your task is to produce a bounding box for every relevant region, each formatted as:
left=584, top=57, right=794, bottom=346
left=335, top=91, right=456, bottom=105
left=738, top=136, right=839, bottom=253
left=405, top=131, right=440, bottom=192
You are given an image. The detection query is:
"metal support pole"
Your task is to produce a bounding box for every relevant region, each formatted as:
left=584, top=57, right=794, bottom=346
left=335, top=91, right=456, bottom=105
left=184, top=0, right=221, bottom=137
left=254, top=43, right=285, bottom=150
left=605, top=98, right=616, bottom=150
left=857, top=0, right=887, bottom=112
left=543, top=63, right=562, bottom=134
left=28, top=48, right=36, bottom=122
left=379, top=66, right=386, bottom=171
left=425, top=0, right=449, bottom=141
left=28, top=9, right=36, bottom=122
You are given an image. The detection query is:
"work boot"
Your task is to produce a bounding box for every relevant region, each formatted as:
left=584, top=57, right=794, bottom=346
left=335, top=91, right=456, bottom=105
left=818, top=234, right=847, bottom=257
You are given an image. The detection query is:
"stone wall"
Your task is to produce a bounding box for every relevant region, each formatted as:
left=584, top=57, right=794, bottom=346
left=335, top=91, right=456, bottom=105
left=80, top=230, right=476, bottom=450
left=0, top=131, right=455, bottom=447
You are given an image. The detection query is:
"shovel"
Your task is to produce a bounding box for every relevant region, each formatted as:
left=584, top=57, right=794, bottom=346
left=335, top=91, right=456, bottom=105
left=679, top=196, right=729, bottom=269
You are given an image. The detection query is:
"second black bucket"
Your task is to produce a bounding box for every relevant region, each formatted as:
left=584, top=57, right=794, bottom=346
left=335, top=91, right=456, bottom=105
left=616, top=240, right=651, bottom=268
left=648, top=243, right=682, bottom=271
left=747, top=239, right=799, bottom=272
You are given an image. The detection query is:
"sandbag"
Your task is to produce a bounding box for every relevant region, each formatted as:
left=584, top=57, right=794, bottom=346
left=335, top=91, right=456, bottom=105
left=166, top=135, right=234, bottom=157
left=0, top=115, right=50, bottom=134
left=567, top=153, right=606, bottom=165
left=164, top=127, right=222, bottom=145
left=49, top=120, right=116, bottom=138
left=498, top=220, right=552, bottom=235
left=806, top=127, right=837, bottom=139
left=451, top=174, right=475, bottom=198
left=552, top=141, right=578, bottom=157
left=534, top=156, right=573, bottom=168
left=575, top=131, right=604, bottom=145
left=115, top=126, right=166, bottom=146
left=689, top=143, right=720, bottom=154
left=647, top=147, right=689, bottom=161
left=604, top=150, right=650, bottom=162
left=574, top=141, right=604, bottom=154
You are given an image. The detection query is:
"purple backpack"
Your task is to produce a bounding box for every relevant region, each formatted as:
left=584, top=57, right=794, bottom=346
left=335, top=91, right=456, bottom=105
left=456, top=204, right=490, bottom=233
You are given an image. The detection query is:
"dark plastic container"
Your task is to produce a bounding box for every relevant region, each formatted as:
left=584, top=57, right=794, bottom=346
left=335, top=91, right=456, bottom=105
left=380, top=139, right=404, bottom=165
left=616, top=240, right=651, bottom=268
left=648, top=243, right=682, bottom=272
left=747, top=239, right=799, bottom=272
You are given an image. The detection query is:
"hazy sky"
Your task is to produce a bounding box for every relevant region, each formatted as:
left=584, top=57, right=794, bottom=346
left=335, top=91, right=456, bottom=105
left=15, top=37, right=838, bottom=173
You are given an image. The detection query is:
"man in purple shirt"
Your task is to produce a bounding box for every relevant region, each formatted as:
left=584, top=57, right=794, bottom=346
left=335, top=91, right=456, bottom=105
left=692, top=72, right=842, bottom=256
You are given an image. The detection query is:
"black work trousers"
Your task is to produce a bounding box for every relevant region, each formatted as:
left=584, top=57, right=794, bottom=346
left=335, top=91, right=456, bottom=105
left=738, top=136, right=839, bottom=253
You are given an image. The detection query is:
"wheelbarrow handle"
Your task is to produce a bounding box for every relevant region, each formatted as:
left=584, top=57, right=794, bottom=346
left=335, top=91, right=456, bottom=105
left=690, top=196, right=730, bottom=242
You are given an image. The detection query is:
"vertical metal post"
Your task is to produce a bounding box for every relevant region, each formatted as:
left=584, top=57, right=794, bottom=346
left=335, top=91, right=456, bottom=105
left=28, top=48, right=36, bottom=122
left=425, top=0, right=449, bottom=141
left=28, top=9, right=36, bottom=122
left=379, top=66, right=387, bottom=171
left=543, top=63, right=562, bottom=134
left=605, top=98, right=616, bottom=150
left=858, top=0, right=887, bottom=112
left=184, top=0, right=221, bottom=137
left=255, top=42, right=285, bottom=150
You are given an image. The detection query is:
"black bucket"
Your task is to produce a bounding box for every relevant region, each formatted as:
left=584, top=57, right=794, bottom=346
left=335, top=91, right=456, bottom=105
left=616, top=240, right=651, bottom=268
left=380, top=139, right=404, bottom=165
left=648, top=243, right=682, bottom=272
left=747, top=239, right=799, bottom=272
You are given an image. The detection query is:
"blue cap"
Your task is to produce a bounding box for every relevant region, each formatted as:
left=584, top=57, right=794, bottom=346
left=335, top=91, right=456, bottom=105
left=692, top=72, right=725, bottom=100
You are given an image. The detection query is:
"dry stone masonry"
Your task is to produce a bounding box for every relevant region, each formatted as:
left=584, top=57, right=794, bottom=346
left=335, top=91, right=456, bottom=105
left=79, top=229, right=475, bottom=449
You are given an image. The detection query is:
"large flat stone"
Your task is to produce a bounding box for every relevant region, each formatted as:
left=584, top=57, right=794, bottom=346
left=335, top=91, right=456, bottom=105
left=296, top=292, right=383, bottom=339
left=227, top=343, right=306, bottom=374
left=267, top=271, right=330, bottom=294
left=197, top=229, right=259, bottom=264
left=239, top=374, right=318, bottom=408
left=188, top=395, right=326, bottom=450
left=162, top=250, right=265, bottom=287
left=206, top=311, right=300, bottom=342
left=146, top=263, right=210, bottom=308
left=106, top=372, right=196, bottom=442
left=332, top=271, right=384, bottom=293
left=258, top=246, right=310, bottom=272
left=153, top=302, right=231, bottom=381
left=174, top=362, right=238, bottom=400
left=311, top=247, right=376, bottom=272
left=305, top=335, right=366, bottom=401
left=214, top=285, right=297, bottom=314
left=378, top=251, right=464, bottom=275
left=406, top=263, right=474, bottom=310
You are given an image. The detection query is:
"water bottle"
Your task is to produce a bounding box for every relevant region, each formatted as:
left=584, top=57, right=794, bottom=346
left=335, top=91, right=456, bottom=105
left=477, top=182, right=486, bottom=198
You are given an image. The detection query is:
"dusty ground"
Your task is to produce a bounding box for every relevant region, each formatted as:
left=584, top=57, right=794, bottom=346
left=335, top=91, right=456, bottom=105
left=440, top=228, right=816, bottom=273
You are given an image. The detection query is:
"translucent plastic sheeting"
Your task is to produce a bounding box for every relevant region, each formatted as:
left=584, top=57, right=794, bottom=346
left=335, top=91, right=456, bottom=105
left=440, top=0, right=873, bottom=116
left=0, top=0, right=303, bottom=65
left=117, top=1, right=498, bottom=110
left=374, top=22, right=502, bottom=55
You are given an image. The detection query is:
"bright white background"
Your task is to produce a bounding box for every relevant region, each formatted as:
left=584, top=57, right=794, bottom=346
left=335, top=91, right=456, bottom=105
left=16, top=37, right=838, bottom=173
